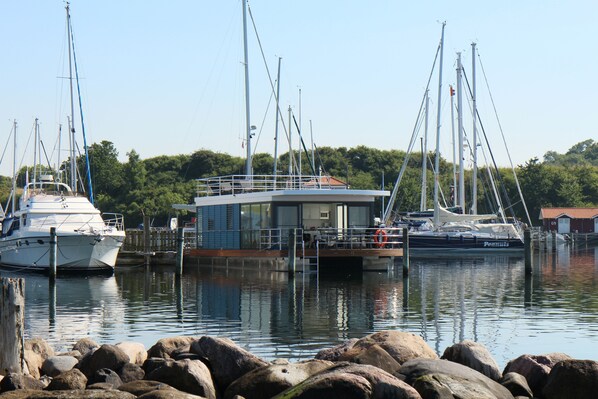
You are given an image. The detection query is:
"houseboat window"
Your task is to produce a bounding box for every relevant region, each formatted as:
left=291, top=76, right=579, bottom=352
left=348, top=205, right=370, bottom=228
left=226, top=204, right=234, bottom=230
left=276, top=206, right=299, bottom=228
left=241, top=203, right=271, bottom=249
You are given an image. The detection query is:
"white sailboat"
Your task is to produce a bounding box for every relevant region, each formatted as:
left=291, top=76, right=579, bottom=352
left=0, top=4, right=125, bottom=273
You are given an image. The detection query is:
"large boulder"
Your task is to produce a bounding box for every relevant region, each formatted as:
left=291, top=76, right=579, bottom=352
left=503, top=353, right=571, bottom=396
left=499, top=372, right=533, bottom=398
left=147, top=336, right=197, bottom=359
left=272, top=362, right=421, bottom=399
left=399, top=358, right=514, bottom=399
left=116, top=341, right=147, bottom=365
left=119, top=362, right=145, bottom=383
left=190, top=336, right=268, bottom=390
left=23, top=338, right=55, bottom=379
left=441, top=340, right=502, bottom=381
left=0, top=390, right=136, bottom=398
left=137, top=390, right=209, bottom=399
left=315, top=339, right=358, bottom=361
left=41, top=355, right=79, bottom=377
left=119, top=380, right=179, bottom=396
left=542, top=359, right=598, bottom=399
left=78, top=344, right=130, bottom=378
left=72, top=338, right=100, bottom=357
left=45, top=368, right=88, bottom=390
left=0, top=373, right=45, bottom=392
left=146, top=358, right=216, bottom=399
left=88, top=368, right=123, bottom=389
left=338, top=331, right=438, bottom=370
left=224, top=359, right=333, bottom=399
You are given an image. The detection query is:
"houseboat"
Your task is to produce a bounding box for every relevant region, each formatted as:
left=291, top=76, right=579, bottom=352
left=173, top=174, right=403, bottom=271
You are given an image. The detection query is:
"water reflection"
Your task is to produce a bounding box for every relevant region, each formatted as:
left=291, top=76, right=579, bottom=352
left=2, top=245, right=598, bottom=368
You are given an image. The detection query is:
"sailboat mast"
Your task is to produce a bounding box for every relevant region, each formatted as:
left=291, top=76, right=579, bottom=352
left=450, top=85, right=457, bottom=207
left=33, top=118, right=39, bottom=184
left=287, top=106, right=293, bottom=176
left=273, top=57, right=282, bottom=177
left=11, top=121, right=17, bottom=215
left=242, top=0, right=252, bottom=177
left=66, top=3, right=77, bottom=192
left=420, top=90, right=429, bottom=212
left=471, top=42, right=478, bottom=214
left=432, top=22, right=445, bottom=227
left=456, top=52, right=465, bottom=211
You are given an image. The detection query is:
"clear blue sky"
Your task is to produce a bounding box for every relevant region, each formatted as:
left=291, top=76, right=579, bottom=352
left=1, top=0, right=596, bottom=177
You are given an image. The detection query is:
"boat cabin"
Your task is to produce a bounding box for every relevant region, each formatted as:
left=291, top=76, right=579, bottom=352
left=174, top=174, right=392, bottom=252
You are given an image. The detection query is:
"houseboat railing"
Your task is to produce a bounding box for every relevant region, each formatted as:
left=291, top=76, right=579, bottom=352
left=196, top=227, right=403, bottom=251
left=124, top=226, right=403, bottom=253
left=195, top=174, right=349, bottom=197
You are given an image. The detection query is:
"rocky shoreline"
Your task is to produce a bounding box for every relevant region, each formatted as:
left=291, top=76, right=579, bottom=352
left=1, top=330, right=596, bottom=398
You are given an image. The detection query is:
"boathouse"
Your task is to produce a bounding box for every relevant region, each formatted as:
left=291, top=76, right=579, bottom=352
left=539, top=207, right=598, bottom=234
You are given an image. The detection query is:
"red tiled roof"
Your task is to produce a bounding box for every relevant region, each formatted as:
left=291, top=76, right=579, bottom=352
left=540, top=207, right=598, bottom=220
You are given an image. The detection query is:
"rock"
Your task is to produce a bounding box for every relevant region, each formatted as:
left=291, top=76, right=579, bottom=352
left=58, top=351, right=83, bottom=360
left=173, top=352, right=204, bottom=361
left=0, top=390, right=136, bottom=398
left=503, top=353, right=571, bottom=396
left=24, top=350, right=44, bottom=379
left=137, top=390, right=208, bottom=399
left=118, top=362, right=145, bottom=383
left=147, top=336, right=197, bottom=359
left=0, top=373, right=45, bottom=392
left=25, top=338, right=55, bottom=358
left=146, top=358, right=216, bottom=399
left=87, top=382, right=118, bottom=390
left=339, top=331, right=438, bottom=367
left=42, top=356, right=79, bottom=377
left=72, top=338, right=100, bottom=357
left=78, top=344, right=130, bottom=378
left=542, top=359, right=598, bottom=398
left=116, top=341, right=147, bottom=365
left=400, top=358, right=514, bottom=399
left=143, top=358, right=174, bottom=375
left=24, top=338, right=55, bottom=379
left=45, top=368, right=88, bottom=391
left=224, top=359, right=334, bottom=399
left=119, top=380, right=179, bottom=396
left=88, top=368, right=123, bottom=388
left=314, top=339, right=358, bottom=361
left=351, top=343, right=403, bottom=375
left=190, top=336, right=268, bottom=391
left=500, top=372, right=533, bottom=398
left=441, top=340, right=502, bottom=381
left=272, top=362, right=421, bottom=399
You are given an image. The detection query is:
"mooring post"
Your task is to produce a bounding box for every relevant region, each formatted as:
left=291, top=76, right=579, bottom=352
left=144, top=215, right=151, bottom=267
left=49, top=227, right=57, bottom=278
left=0, top=278, right=26, bottom=374
left=288, top=229, right=296, bottom=275
left=402, top=227, right=410, bottom=276
left=176, top=226, right=184, bottom=275
left=524, top=228, right=532, bottom=275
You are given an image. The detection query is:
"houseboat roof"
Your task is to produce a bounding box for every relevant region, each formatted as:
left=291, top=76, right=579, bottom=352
left=172, top=174, right=389, bottom=211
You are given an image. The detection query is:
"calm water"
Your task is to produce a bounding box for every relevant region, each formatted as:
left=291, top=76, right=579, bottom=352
left=3, top=244, right=598, bottom=369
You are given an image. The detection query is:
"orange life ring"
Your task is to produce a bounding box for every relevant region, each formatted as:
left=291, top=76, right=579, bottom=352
left=373, top=229, right=388, bottom=248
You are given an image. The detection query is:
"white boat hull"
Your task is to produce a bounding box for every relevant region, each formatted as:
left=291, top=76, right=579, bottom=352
left=0, top=232, right=124, bottom=273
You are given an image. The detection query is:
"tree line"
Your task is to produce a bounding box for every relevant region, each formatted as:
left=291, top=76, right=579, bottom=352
left=1, top=139, right=597, bottom=228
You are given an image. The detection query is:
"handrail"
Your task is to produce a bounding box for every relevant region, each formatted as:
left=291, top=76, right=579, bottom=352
left=195, top=174, right=349, bottom=197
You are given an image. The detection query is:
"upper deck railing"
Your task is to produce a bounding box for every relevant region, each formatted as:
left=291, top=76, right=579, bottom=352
left=195, top=174, right=349, bottom=197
